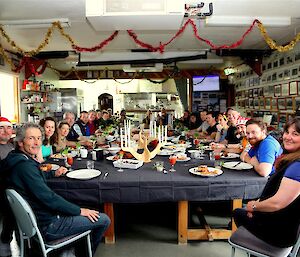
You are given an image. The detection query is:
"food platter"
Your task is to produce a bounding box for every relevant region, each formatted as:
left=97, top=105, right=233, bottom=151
left=113, top=159, right=143, bottom=169
left=189, top=166, right=223, bottom=177
left=176, top=157, right=191, bottom=162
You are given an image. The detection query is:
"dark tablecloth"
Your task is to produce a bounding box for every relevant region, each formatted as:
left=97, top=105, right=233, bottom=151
left=47, top=155, right=268, bottom=207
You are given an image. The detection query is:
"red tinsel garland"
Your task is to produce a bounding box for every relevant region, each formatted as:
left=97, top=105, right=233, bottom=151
left=13, top=57, right=47, bottom=78
left=127, top=18, right=259, bottom=52
left=72, top=31, right=119, bottom=52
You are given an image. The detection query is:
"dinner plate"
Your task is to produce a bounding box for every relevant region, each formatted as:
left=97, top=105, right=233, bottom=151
left=176, top=157, right=191, bottom=162
left=106, top=156, right=118, bottom=161
left=189, top=167, right=223, bottom=177
left=158, top=150, right=174, bottom=156
left=221, top=153, right=240, bottom=159
left=51, top=164, right=60, bottom=170
left=222, top=161, right=253, bottom=170
left=66, top=169, right=101, bottom=180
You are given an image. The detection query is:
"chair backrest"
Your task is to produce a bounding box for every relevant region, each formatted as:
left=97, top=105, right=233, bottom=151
left=6, top=189, right=38, bottom=238
left=289, top=226, right=300, bottom=257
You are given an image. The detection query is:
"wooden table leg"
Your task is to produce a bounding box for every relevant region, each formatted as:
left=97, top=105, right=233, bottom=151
left=104, top=203, right=115, bottom=244
left=232, top=199, right=242, bottom=232
left=178, top=201, right=188, bottom=245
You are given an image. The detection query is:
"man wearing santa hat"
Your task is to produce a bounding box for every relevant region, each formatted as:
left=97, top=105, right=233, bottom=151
left=0, top=117, right=14, bottom=161
left=0, top=117, right=15, bottom=257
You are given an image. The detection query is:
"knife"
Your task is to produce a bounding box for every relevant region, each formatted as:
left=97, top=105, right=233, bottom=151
left=103, top=172, right=109, bottom=179
left=232, top=161, right=241, bottom=168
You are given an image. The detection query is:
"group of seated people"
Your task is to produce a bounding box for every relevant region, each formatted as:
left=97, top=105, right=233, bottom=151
left=178, top=108, right=284, bottom=178
left=0, top=107, right=299, bottom=256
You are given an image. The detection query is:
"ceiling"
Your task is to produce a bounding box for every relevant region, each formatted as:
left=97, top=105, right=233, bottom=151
left=1, top=0, right=300, bottom=73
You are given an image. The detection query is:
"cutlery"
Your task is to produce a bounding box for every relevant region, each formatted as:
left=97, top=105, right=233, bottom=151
left=232, top=161, right=241, bottom=168
left=103, top=172, right=109, bottom=179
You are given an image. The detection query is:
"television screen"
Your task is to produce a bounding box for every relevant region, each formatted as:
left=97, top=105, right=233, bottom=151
left=193, top=75, right=220, bottom=91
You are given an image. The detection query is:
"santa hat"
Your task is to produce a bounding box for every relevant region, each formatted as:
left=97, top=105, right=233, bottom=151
left=236, top=116, right=250, bottom=127
left=0, top=117, right=12, bottom=127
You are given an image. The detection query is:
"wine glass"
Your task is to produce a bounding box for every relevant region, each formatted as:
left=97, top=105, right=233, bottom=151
left=169, top=155, right=177, bottom=172
left=117, top=153, right=124, bottom=172
left=65, top=155, right=73, bottom=170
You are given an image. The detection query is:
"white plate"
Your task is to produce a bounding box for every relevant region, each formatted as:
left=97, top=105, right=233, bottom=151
left=222, top=161, right=253, bottom=170
left=188, top=150, right=200, bottom=153
left=66, top=169, right=101, bottom=180
left=176, top=157, right=191, bottom=162
left=51, top=164, right=60, bottom=170
left=189, top=167, right=223, bottom=177
left=106, top=156, right=117, bottom=161
left=158, top=150, right=175, bottom=156
left=221, top=153, right=240, bottom=159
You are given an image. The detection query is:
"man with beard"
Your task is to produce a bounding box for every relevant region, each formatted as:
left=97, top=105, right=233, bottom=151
left=240, top=119, right=283, bottom=177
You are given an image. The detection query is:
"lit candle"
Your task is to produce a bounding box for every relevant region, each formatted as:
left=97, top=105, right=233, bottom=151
left=164, top=126, right=167, bottom=144
left=150, top=121, right=153, bottom=137
left=158, top=126, right=161, bottom=144
left=120, top=128, right=123, bottom=148
left=128, top=121, right=131, bottom=147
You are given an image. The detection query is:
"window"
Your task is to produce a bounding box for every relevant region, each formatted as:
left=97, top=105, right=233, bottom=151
left=0, top=72, right=19, bottom=122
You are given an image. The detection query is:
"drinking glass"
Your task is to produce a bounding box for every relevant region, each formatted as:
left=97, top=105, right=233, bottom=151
left=214, top=151, right=222, bottom=168
left=169, top=155, right=177, bottom=172
left=86, top=160, right=95, bottom=169
left=117, top=153, right=124, bottom=172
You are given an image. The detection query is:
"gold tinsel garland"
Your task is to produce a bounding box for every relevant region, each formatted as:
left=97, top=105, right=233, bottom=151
left=256, top=21, right=300, bottom=52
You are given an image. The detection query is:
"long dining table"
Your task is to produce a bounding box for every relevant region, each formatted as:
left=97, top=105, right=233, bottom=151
left=47, top=154, right=268, bottom=245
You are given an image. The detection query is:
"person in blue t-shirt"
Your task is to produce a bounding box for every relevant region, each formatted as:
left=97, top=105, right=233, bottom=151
left=233, top=117, right=300, bottom=248
left=241, top=119, right=283, bottom=177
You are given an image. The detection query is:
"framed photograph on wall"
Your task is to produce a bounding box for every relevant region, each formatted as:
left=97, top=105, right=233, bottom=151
left=274, top=84, right=281, bottom=97
left=292, top=68, right=298, bottom=77
left=277, top=98, right=286, bottom=110
left=259, top=98, right=265, bottom=109
left=289, top=81, right=298, bottom=95
left=279, top=57, right=285, bottom=66
left=286, top=97, right=294, bottom=111
left=271, top=98, right=278, bottom=110
left=265, top=97, right=271, bottom=109
left=263, top=86, right=269, bottom=96
left=281, top=83, right=289, bottom=96
left=284, top=69, right=290, bottom=78
left=249, top=89, right=253, bottom=97
left=254, top=98, right=259, bottom=109
left=249, top=98, right=254, bottom=109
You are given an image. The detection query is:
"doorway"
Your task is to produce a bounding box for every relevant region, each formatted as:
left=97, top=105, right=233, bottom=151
left=98, top=93, right=113, bottom=112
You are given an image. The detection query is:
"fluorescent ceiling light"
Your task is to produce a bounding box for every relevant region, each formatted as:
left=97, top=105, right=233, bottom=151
left=0, top=18, right=70, bottom=28
left=206, top=16, right=291, bottom=27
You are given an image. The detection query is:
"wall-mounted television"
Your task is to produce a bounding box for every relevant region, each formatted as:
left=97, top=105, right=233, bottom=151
left=193, top=75, right=220, bottom=92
